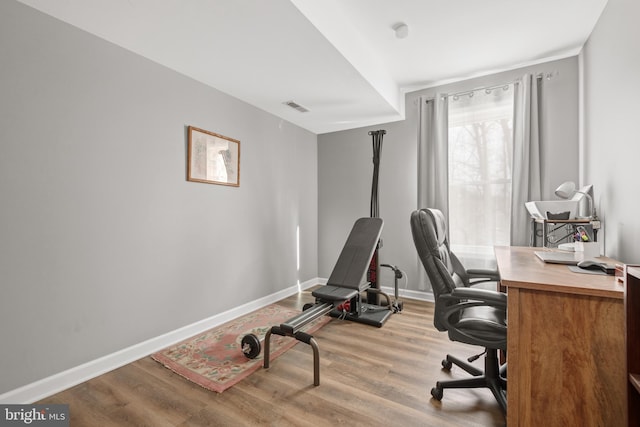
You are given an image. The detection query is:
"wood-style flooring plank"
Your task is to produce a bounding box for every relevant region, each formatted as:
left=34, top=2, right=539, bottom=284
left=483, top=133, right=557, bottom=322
left=38, top=287, right=505, bottom=426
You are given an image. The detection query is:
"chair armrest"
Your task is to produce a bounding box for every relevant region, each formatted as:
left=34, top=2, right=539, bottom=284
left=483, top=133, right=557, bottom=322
left=438, top=288, right=507, bottom=348
left=466, top=268, right=500, bottom=281
left=448, top=287, right=507, bottom=308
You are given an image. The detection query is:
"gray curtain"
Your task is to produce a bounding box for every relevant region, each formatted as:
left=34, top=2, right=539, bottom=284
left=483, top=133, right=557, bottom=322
left=511, top=74, right=542, bottom=246
left=417, top=94, right=448, bottom=290
left=418, top=95, right=449, bottom=216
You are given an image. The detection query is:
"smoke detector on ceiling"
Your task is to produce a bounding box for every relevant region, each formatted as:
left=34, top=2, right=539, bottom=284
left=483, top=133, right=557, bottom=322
left=393, top=23, right=409, bottom=39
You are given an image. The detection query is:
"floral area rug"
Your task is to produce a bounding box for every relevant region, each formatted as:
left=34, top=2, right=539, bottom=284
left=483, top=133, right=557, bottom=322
left=151, top=303, right=331, bottom=393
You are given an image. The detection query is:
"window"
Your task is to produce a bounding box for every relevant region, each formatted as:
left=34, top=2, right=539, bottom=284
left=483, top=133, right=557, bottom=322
left=448, top=85, right=514, bottom=268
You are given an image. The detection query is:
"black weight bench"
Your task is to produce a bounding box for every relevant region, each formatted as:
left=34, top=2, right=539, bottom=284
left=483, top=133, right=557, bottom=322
left=263, top=217, right=385, bottom=385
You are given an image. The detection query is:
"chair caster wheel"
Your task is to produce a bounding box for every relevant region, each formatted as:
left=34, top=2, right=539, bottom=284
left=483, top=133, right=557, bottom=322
left=441, top=359, right=452, bottom=370
left=431, top=385, right=443, bottom=400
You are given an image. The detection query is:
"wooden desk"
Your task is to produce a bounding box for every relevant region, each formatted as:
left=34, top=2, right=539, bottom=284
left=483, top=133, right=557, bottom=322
left=495, top=246, right=626, bottom=427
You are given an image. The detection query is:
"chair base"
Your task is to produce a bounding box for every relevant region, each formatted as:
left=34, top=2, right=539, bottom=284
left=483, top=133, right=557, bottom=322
left=431, top=349, right=507, bottom=414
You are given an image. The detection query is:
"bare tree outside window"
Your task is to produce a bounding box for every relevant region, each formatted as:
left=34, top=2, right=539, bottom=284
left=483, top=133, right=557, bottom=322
left=448, top=85, right=514, bottom=268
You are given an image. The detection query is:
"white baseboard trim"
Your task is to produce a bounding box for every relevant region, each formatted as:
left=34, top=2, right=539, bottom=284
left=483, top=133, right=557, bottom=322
left=0, top=278, right=322, bottom=404
left=380, top=286, right=435, bottom=303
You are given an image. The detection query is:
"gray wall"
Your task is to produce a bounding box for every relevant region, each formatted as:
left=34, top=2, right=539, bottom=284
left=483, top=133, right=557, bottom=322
left=318, top=57, right=580, bottom=291
left=582, top=0, right=640, bottom=263
left=0, top=1, right=317, bottom=394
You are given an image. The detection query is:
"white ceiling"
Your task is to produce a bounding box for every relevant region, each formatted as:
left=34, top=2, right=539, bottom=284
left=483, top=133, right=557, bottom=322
left=17, top=0, right=608, bottom=134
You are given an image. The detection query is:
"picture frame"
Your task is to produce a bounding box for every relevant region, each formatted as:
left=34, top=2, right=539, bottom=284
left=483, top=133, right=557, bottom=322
left=187, top=126, right=240, bottom=187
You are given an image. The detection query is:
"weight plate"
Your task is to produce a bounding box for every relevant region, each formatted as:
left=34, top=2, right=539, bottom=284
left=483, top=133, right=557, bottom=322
left=241, top=333, right=261, bottom=359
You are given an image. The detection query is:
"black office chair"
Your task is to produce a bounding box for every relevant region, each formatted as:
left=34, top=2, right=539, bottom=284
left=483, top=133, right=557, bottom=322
left=410, top=208, right=507, bottom=413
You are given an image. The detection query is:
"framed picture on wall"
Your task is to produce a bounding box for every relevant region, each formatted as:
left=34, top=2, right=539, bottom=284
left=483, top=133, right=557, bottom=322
left=187, top=126, right=240, bottom=187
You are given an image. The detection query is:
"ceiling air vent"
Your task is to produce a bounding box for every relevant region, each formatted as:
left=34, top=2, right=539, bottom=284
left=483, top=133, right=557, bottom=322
left=283, top=100, right=310, bottom=113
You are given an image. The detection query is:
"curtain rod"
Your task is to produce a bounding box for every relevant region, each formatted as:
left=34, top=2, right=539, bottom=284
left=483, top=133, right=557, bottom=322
left=422, top=72, right=550, bottom=103
left=447, top=82, right=515, bottom=100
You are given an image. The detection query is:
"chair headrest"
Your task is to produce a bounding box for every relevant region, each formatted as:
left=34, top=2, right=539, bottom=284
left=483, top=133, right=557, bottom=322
left=410, top=208, right=448, bottom=257
left=426, top=209, right=447, bottom=246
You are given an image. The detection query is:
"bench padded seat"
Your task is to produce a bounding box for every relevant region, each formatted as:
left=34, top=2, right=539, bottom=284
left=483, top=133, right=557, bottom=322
left=312, top=285, right=359, bottom=302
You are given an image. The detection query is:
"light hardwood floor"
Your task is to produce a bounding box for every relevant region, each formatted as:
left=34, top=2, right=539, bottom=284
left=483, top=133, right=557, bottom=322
left=39, top=288, right=505, bottom=426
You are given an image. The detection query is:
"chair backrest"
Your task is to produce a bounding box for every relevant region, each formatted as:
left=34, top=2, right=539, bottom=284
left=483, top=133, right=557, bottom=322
left=410, top=208, right=467, bottom=330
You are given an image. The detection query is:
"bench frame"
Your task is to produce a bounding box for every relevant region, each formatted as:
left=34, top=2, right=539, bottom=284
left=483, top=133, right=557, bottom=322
left=263, top=217, right=391, bottom=385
